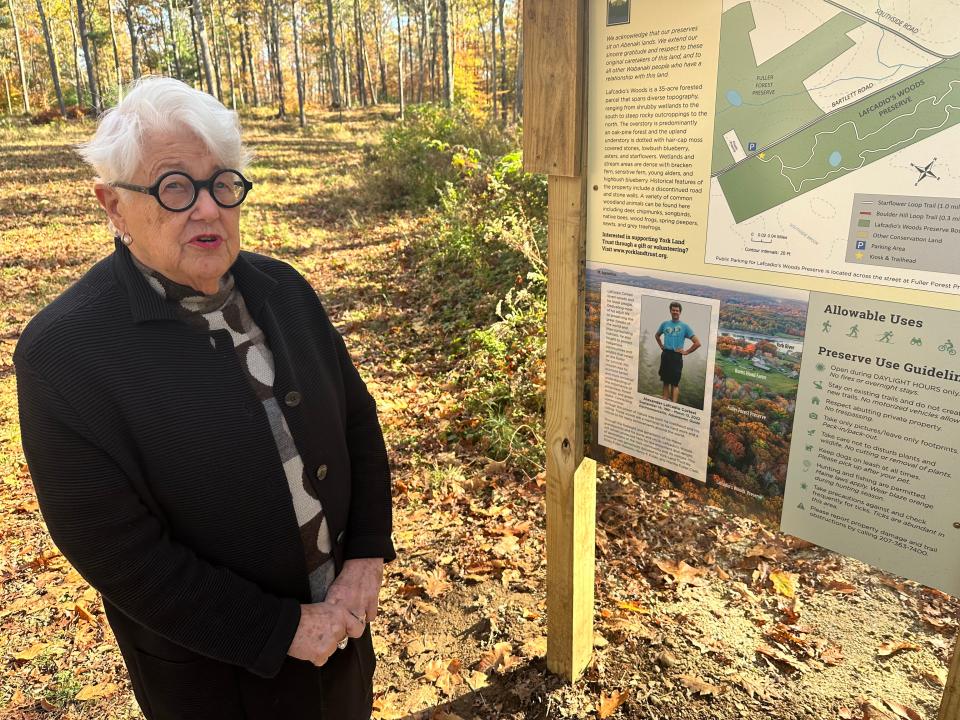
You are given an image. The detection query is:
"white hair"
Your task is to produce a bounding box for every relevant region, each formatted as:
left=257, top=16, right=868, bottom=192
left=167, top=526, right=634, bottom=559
left=77, top=76, right=252, bottom=182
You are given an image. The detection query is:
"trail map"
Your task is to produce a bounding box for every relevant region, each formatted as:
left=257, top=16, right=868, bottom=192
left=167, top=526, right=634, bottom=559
left=706, top=0, right=960, bottom=287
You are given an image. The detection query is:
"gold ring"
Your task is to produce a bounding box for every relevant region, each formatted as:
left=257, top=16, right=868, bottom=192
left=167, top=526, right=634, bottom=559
left=337, top=637, right=348, bottom=650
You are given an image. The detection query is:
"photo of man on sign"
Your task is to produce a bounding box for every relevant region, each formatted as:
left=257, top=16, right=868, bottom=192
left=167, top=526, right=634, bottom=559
left=656, top=301, right=701, bottom=403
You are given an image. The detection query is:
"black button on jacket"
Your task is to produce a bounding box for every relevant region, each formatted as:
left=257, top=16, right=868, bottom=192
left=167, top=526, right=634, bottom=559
left=14, top=240, right=395, bottom=719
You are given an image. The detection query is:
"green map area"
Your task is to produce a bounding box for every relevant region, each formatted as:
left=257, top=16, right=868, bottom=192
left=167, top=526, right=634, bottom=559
left=718, top=57, right=960, bottom=222
left=711, top=3, right=863, bottom=172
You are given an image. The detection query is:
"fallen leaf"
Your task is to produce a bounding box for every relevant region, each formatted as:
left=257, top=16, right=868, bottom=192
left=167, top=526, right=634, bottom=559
left=756, top=643, right=807, bottom=673
left=409, top=684, right=439, bottom=709
left=74, top=602, right=97, bottom=625
left=371, top=693, right=405, bottom=720
left=75, top=682, right=117, bottom=701
left=13, top=642, right=48, bottom=661
left=7, top=689, right=27, bottom=708
left=435, top=669, right=460, bottom=696
left=655, top=559, right=708, bottom=587
left=521, top=636, right=547, bottom=657
left=769, top=570, right=799, bottom=598
left=465, top=670, right=488, bottom=691
left=422, top=569, right=451, bottom=599
left=918, top=668, right=946, bottom=686
left=597, top=689, right=630, bottom=718
left=823, top=579, right=857, bottom=594
left=733, top=674, right=775, bottom=702
left=423, top=658, right=449, bottom=681
left=882, top=699, right=923, bottom=720
left=616, top=601, right=650, bottom=614
left=477, top=641, right=515, bottom=674
left=839, top=706, right=854, bottom=719
left=679, top=674, right=722, bottom=697
left=877, top=577, right=909, bottom=594
left=492, top=534, right=520, bottom=558
left=860, top=698, right=898, bottom=719
left=405, top=637, right=429, bottom=658
left=877, top=641, right=921, bottom=658
left=746, top=544, right=787, bottom=562
left=820, top=644, right=844, bottom=666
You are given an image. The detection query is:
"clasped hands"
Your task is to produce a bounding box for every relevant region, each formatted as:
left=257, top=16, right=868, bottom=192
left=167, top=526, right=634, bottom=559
left=287, top=558, right=384, bottom=667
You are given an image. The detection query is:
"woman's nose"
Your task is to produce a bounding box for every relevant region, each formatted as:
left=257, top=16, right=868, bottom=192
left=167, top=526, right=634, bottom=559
left=190, top=188, right=220, bottom=219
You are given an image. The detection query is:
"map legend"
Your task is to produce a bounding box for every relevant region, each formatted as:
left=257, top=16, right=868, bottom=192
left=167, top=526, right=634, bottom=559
left=845, top=193, right=960, bottom=275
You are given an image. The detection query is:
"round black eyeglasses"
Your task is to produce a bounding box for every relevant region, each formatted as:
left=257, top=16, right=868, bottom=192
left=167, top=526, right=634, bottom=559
left=111, top=169, right=254, bottom=212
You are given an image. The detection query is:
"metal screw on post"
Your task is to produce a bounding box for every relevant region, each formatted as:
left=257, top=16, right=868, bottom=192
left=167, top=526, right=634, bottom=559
left=954, top=522, right=960, bottom=529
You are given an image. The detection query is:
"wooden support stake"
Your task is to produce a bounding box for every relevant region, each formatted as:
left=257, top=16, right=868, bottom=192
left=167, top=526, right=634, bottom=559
left=544, top=173, right=596, bottom=681
left=940, top=642, right=960, bottom=719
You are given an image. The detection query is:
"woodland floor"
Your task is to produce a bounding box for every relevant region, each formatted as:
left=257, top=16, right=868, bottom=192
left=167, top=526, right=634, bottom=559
left=0, top=108, right=957, bottom=720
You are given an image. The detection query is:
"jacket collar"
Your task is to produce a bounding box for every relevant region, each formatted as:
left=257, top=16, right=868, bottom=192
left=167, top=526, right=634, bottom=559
left=111, top=237, right=278, bottom=323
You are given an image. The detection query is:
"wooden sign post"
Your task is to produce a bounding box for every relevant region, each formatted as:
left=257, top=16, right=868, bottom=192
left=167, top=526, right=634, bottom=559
left=522, top=0, right=596, bottom=680
left=523, top=1, right=960, bottom=711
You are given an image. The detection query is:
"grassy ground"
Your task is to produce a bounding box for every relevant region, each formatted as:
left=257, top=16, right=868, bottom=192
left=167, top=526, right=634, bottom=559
left=0, top=108, right=957, bottom=720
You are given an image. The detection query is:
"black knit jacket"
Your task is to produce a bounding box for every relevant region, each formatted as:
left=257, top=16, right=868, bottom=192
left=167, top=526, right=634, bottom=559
left=15, top=239, right=394, bottom=718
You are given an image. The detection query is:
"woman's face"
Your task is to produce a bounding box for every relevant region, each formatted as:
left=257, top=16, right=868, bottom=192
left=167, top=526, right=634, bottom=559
left=96, top=130, right=242, bottom=294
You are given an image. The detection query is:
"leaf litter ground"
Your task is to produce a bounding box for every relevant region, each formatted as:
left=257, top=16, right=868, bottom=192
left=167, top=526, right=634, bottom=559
left=0, top=109, right=955, bottom=720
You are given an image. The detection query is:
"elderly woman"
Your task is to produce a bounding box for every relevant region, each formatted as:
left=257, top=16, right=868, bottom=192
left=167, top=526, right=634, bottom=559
left=14, top=77, right=393, bottom=719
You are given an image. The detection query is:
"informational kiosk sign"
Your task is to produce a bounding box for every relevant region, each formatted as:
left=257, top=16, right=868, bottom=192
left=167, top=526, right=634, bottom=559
left=585, top=0, right=960, bottom=595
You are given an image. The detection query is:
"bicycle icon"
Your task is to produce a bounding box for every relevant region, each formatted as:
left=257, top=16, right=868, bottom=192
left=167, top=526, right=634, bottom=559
left=940, top=340, right=957, bottom=356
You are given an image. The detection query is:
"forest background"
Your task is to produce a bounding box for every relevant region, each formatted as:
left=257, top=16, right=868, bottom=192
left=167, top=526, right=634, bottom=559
left=1, top=1, right=958, bottom=718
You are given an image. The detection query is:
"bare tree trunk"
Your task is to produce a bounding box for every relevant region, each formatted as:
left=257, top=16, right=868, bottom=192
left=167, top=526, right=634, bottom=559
left=167, top=0, right=182, bottom=78
left=37, top=0, right=66, bottom=115
left=497, top=0, right=506, bottom=125
left=291, top=0, right=305, bottom=125
left=438, top=0, right=452, bottom=105
left=514, top=0, right=522, bottom=122
left=240, top=14, right=258, bottom=105
left=69, top=17, right=85, bottom=108
left=358, top=1, right=377, bottom=104
left=352, top=0, right=366, bottom=106
left=415, top=1, right=425, bottom=103
left=267, top=0, right=285, bottom=117
left=91, top=19, right=106, bottom=102
left=371, top=2, right=386, bottom=101
left=217, top=0, right=236, bottom=108
left=189, top=6, right=202, bottom=88
left=324, top=0, right=341, bottom=109
left=208, top=0, right=222, bottom=100
left=394, top=0, right=403, bottom=118
left=7, top=0, right=29, bottom=113
left=490, top=0, right=496, bottom=121
left=429, top=0, right=437, bottom=101
left=339, top=14, right=351, bottom=107
left=2, top=64, right=11, bottom=114
left=403, top=7, right=413, bottom=104
left=154, top=16, right=170, bottom=75
left=76, top=0, right=101, bottom=112
left=106, top=0, right=124, bottom=98
left=123, top=0, right=141, bottom=79
left=192, top=0, right=216, bottom=95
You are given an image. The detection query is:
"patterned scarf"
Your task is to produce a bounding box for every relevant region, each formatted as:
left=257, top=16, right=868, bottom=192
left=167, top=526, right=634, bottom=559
left=133, top=256, right=335, bottom=601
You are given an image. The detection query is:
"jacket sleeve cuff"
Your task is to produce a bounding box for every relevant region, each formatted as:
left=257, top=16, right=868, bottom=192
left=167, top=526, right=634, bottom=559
left=344, top=533, right=396, bottom=563
left=248, top=597, right=301, bottom=678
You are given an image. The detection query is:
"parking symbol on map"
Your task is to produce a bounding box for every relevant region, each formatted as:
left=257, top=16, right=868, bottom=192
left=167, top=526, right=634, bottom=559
left=748, top=142, right=757, bottom=151
left=856, top=240, right=866, bottom=250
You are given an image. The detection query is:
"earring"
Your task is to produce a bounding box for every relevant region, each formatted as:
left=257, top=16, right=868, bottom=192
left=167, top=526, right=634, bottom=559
left=121, top=232, right=133, bottom=246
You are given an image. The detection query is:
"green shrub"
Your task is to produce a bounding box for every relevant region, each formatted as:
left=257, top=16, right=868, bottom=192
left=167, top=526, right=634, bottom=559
left=364, top=103, right=513, bottom=209
left=461, top=272, right=547, bottom=473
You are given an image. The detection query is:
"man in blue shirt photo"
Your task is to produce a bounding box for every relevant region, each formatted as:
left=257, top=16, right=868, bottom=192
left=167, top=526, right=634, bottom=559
left=655, top=301, right=701, bottom=403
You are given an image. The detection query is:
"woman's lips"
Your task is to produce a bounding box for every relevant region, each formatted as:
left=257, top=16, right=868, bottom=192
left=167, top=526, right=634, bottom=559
left=188, top=234, right=224, bottom=249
